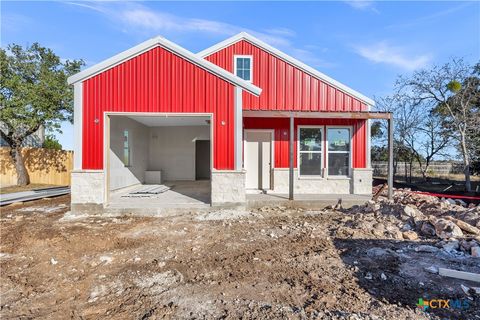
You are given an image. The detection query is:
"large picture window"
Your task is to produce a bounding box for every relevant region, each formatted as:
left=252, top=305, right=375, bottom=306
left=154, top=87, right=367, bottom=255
left=327, top=127, right=350, bottom=176
left=298, top=127, right=323, bottom=176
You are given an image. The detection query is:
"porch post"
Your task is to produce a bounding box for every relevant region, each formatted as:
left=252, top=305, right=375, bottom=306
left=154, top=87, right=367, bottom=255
left=289, top=113, right=294, bottom=200
left=234, top=87, right=243, bottom=170
left=387, top=115, right=394, bottom=199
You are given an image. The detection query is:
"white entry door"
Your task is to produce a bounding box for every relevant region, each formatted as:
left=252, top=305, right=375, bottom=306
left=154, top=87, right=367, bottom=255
left=244, top=130, right=272, bottom=190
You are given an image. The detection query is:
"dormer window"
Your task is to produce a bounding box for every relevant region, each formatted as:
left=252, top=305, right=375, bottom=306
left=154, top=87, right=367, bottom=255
left=234, top=55, right=253, bottom=82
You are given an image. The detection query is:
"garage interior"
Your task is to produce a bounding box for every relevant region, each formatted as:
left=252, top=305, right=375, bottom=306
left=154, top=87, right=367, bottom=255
left=106, top=114, right=212, bottom=208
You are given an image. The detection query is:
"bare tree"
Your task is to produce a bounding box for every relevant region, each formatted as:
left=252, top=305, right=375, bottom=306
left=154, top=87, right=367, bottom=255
left=403, top=111, right=450, bottom=180
left=398, top=59, right=480, bottom=191
left=375, top=89, right=451, bottom=183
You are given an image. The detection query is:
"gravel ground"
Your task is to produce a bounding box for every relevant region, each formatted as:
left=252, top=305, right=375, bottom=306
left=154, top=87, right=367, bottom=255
left=0, top=194, right=478, bottom=319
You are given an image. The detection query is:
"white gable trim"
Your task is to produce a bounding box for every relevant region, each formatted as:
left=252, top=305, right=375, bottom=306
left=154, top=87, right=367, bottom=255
left=198, top=32, right=374, bottom=106
left=67, top=36, right=261, bottom=96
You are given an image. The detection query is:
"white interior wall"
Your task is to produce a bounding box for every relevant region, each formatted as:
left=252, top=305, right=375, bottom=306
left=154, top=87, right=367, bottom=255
left=109, top=116, right=149, bottom=191
left=148, top=126, right=210, bottom=181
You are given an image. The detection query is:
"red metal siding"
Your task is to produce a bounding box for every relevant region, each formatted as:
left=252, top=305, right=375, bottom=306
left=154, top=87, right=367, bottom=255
left=205, top=40, right=368, bottom=112
left=243, top=117, right=367, bottom=168
left=82, top=46, right=235, bottom=170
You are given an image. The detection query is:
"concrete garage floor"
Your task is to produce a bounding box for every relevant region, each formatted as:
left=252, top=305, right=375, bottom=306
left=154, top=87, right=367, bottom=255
left=107, top=180, right=211, bottom=212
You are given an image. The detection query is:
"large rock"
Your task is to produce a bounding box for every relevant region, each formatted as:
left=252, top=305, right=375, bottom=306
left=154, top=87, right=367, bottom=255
left=420, top=222, right=436, bottom=237
left=402, top=205, right=423, bottom=219
left=445, top=216, right=480, bottom=235
left=402, top=230, right=419, bottom=240
left=430, top=217, right=464, bottom=239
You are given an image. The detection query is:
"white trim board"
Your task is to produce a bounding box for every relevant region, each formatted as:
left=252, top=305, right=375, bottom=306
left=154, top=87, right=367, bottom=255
left=198, top=32, right=374, bottom=106
left=68, top=36, right=261, bottom=96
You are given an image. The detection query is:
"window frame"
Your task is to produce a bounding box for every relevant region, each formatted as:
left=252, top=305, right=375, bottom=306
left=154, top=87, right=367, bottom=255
left=325, top=126, right=352, bottom=178
left=233, top=55, right=253, bottom=83
left=123, top=129, right=131, bottom=167
left=297, top=125, right=324, bottom=178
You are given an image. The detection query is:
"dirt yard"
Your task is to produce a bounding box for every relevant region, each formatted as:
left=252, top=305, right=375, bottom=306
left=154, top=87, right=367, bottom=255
left=1, top=194, right=479, bottom=319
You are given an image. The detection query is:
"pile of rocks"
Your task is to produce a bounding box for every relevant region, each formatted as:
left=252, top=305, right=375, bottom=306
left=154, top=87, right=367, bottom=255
left=343, top=187, right=480, bottom=258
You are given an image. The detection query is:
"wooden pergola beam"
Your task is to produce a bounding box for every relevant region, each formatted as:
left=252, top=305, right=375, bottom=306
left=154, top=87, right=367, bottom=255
left=243, top=110, right=392, bottom=120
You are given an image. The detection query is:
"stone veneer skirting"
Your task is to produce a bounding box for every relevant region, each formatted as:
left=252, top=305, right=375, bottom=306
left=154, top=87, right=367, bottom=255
left=211, top=170, right=246, bottom=205
left=271, top=168, right=372, bottom=195
left=71, top=170, right=105, bottom=204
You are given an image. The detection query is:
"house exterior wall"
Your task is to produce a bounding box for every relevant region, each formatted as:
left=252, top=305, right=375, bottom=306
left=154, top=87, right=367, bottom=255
left=243, top=117, right=367, bottom=169
left=204, top=40, right=368, bottom=112
left=82, top=46, right=236, bottom=171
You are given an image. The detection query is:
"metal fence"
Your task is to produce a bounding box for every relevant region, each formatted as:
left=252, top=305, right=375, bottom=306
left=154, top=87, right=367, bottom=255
left=372, top=161, right=464, bottom=177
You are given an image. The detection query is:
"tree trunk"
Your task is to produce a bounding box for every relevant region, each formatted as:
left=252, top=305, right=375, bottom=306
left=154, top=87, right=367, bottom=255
left=10, top=146, right=30, bottom=186
left=460, top=132, right=472, bottom=192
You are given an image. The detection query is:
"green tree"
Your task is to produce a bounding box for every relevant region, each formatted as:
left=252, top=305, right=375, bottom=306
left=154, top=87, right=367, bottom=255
left=42, top=134, right=62, bottom=150
left=0, top=43, right=83, bottom=185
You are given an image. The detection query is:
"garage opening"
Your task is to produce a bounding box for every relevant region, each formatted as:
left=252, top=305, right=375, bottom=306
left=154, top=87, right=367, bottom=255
left=106, top=114, right=212, bottom=209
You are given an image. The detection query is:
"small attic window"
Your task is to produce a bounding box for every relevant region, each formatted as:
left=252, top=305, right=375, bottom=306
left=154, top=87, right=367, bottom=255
left=234, top=55, right=252, bottom=82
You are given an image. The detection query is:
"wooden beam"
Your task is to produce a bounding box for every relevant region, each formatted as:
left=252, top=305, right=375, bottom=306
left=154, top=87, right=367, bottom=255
left=439, top=268, right=480, bottom=283
left=243, top=110, right=392, bottom=120
left=387, top=117, right=394, bottom=200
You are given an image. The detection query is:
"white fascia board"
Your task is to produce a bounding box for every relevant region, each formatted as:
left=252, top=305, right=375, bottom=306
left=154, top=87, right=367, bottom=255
left=67, top=36, right=261, bottom=96
left=73, top=82, right=83, bottom=170
left=198, top=32, right=374, bottom=107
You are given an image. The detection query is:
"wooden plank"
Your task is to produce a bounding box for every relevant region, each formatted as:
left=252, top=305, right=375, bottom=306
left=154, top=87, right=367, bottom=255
left=438, top=268, right=480, bottom=283
left=243, top=110, right=392, bottom=120
left=387, top=117, right=394, bottom=199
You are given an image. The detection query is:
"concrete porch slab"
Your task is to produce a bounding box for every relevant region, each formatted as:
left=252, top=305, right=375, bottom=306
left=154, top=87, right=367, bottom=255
left=246, top=193, right=371, bottom=209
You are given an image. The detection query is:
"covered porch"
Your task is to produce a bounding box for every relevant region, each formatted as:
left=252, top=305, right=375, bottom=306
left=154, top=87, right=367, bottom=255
left=241, top=110, right=394, bottom=200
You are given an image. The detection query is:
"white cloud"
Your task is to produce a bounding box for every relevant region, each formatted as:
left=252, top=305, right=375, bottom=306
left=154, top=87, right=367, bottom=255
left=354, top=42, right=431, bottom=71
left=344, top=0, right=379, bottom=13
left=1, top=13, right=32, bottom=36
left=67, top=1, right=335, bottom=69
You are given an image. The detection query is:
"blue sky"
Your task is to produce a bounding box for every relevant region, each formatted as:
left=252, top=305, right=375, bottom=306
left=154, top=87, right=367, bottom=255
left=2, top=1, right=479, bottom=150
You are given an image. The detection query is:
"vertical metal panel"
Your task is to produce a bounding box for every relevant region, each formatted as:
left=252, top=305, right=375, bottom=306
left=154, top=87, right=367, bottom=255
left=244, top=117, right=367, bottom=169
left=82, top=46, right=235, bottom=170
left=205, top=40, right=368, bottom=112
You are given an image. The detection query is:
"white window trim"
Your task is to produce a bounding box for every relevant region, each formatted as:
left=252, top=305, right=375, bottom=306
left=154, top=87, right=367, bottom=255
left=297, top=125, right=324, bottom=178
left=325, top=126, right=352, bottom=178
left=234, top=55, right=253, bottom=83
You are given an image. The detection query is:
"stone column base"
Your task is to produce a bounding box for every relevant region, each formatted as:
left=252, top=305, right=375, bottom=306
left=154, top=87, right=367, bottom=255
left=211, top=170, right=246, bottom=206
left=352, top=168, right=373, bottom=195
left=71, top=170, right=105, bottom=205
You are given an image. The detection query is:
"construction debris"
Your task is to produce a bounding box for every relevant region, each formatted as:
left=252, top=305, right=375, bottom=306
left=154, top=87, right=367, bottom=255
left=438, top=268, right=480, bottom=283
left=349, top=186, right=480, bottom=258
